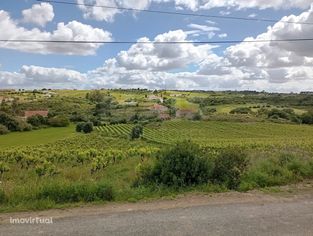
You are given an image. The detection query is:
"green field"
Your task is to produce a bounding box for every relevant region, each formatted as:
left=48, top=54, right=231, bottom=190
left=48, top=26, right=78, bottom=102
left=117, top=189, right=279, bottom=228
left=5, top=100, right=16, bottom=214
left=0, top=125, right=76, bottom=149
left=96, top=120, right=313, bottom=147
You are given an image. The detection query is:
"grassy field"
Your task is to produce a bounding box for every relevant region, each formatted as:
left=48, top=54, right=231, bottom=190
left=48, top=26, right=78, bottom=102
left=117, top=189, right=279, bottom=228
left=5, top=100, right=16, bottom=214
left=0, top=125, right=77, bottom=149
left=97, top=120, right=313, bottom=147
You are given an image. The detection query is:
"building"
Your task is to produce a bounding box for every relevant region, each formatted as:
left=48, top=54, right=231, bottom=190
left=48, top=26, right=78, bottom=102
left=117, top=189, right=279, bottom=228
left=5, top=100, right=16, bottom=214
left=24, top=110, right=49, bottom=119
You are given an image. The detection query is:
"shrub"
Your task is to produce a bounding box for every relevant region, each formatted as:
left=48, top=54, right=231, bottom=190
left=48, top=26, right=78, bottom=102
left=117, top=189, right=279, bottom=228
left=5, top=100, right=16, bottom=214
left=37, top=182, right=113, bottom=203
left=0, top=189, right=6, bottom=204
left=17, top=120, right=32, bottom=131
left=48, top=116, right=70, bottom=127
left=240, top=154, right=313, bottom=191
left=230, top=107, right=252, bottom=114
left=192, top=112, right=202, bottom=121
left=211, top=148, right=248, bottom=189
left=131, top=125, right=143, bottom=139
left=27, top=115, right=47, bottom=127
left=301, top=112, right=313, bottom=124
left=0, top=111, right=19, bottom=131
left=139, top=141, right=213, bottom=187
left=82, top=122, right=93, bottom=133
left=0, top=124, right=9, bottom=135
left=76, top=122, right=85, bottom=132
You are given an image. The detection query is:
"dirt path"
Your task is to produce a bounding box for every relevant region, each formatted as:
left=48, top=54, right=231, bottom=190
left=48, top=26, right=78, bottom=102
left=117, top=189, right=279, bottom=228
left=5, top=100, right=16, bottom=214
left=1, top=182, right=313, bottom=235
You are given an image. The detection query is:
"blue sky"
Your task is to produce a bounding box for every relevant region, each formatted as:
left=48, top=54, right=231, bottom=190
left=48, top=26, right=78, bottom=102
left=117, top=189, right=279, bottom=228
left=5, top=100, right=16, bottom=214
left=0, top=0, right=313, bottom=91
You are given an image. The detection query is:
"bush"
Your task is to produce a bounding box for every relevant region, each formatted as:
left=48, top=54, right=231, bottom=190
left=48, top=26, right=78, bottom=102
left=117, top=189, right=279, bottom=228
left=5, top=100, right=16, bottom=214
left=48, top=116, right=70, bottom=127
left=211, top=148, right=248, bottom=189
left=27, top=115, right=47, bottom=127
left=192, top=112, right=202, bottom=121
left=37, top=182, right=113, bottom=203
left=240, top=154, right=313, bottom=191
left=82, top=122, right=93, bottom=133
left=0, top=111, right=20, bottom=131
left=0, top=189, right=6, bottom=204
left=139, top=141, right=213, bottom=187
left=76, top=122, right=94, bottom=133
left=230, top=107, right=252, bottom=114
left=0, top=124, right=9, bottom=135
left=76, top=122, right=85, bottom=132
left=130, top=125, right=143, bottom=139
left=17, top=120, right=32, bottom=131
left=301, top=112, right=313, bottom=124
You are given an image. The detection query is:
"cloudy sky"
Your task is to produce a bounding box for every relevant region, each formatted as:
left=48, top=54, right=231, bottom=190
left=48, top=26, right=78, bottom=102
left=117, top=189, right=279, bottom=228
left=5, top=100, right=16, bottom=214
left=1, top=0, right=313, bottom=92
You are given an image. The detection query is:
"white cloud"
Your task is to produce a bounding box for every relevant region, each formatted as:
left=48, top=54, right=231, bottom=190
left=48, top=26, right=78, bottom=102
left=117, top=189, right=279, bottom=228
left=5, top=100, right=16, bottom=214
left=77, top=0, right=151, bottom=22
left=113, top=30, right=214, bottom=71
left=0, top=10, right=112, bottom=55
left=201, top=0, right=313, bottom=10
left=3, top=6, right=313, bottom=92
left=22, top=3, right=54, bottom=27
left=0, top=66, right=87, bottom=89
left=218, top=33, right=227, bottom=38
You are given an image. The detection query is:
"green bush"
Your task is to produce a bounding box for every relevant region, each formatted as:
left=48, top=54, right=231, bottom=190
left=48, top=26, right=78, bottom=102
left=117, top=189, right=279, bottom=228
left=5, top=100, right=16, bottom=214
left=230, top=107, right=252, bottom=114
left=82, top=122, right=94, bottom=133
left=76, top=122, right=85, bottom=132
left=301, top=112, right=313, bottom=124
left=0, top=111, right=20, bottom=131
left=130, top=125, right=143, bottom=139
left=240, top=154, right=313, bottom=191
left=37, top=182, right=113, bottom=203
left=0, top=124, right=9, bottom=135
left=27, top=115, right=47, bottom=127
left=76, top=122, right=94, bottom=133
left=211, top=148, right=248, bottom=189
left=48, top=116, right=70, bottom=127
left=139, top=141, right=213, bottom=187
left=0, top=189, right=6, bottom=204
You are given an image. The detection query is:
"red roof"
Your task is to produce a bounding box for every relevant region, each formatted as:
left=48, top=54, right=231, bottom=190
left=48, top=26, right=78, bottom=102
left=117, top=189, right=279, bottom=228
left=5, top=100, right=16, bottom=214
left=24, top=110, right=49, bottom=118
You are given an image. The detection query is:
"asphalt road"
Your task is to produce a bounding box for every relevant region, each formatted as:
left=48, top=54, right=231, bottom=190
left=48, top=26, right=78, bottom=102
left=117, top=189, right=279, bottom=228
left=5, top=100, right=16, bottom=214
left=1, top=194, right=313, bottom=236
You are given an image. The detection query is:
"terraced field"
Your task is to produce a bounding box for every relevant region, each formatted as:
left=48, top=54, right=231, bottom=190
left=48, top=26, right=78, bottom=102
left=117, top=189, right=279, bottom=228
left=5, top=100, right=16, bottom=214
left=96, top=120, right=313, bottom=147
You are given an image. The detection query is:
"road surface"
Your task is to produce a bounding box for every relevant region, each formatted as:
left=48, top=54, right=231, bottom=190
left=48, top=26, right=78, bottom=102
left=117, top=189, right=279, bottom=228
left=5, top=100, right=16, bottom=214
left=1, top=188, right=313, bottom=236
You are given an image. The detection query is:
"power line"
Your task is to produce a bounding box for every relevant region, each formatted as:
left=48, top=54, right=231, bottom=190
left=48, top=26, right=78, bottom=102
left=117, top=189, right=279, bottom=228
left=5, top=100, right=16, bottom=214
left=1, top=38, right=313, bottom=44
left=37, top=0, right=313, bottom=25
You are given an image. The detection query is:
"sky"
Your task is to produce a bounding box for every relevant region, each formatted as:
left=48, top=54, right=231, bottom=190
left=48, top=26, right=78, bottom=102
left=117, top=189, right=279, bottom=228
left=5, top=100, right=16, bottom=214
left=0, top=0, right=313, bottom=92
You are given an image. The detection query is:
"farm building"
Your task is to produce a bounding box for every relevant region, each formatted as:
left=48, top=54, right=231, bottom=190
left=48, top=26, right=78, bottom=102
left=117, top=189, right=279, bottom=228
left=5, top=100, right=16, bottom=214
left=24, top=110, right=49, bottom=118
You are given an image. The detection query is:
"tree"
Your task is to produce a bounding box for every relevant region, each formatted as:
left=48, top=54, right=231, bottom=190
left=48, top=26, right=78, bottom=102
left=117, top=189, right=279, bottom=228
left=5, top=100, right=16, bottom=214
left=82, top=122, right=94, bottom=133
left=130, top=125, right=143, bottom=139
left=48, top=116, right=70, bottom=127
left=86, top=90, right=105, bottom=103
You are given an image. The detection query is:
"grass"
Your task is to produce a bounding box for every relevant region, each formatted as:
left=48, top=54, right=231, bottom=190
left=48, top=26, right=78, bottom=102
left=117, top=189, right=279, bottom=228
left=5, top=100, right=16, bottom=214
left=0, top=125, right=77, bottom=149
left=97, top=120, right=313, bottom=147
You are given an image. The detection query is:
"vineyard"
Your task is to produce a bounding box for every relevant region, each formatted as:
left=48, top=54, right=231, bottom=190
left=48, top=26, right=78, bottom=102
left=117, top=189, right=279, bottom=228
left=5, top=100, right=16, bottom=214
left=96, top=120, right=313, bottom=147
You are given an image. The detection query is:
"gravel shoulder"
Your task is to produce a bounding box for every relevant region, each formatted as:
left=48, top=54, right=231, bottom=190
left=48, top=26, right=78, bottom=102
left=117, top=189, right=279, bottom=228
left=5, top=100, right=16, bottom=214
left=1, top=181, right=313, bottom=235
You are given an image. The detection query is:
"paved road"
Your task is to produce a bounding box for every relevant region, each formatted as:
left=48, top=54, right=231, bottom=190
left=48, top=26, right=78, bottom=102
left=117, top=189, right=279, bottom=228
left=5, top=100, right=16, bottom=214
left=1, top=195, right=313, bottom=236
